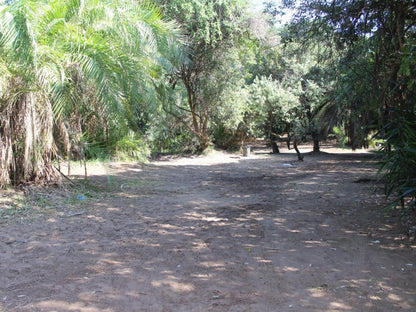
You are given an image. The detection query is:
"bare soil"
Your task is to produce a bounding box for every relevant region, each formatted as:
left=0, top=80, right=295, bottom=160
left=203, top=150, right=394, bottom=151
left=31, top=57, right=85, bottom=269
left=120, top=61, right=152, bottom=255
left=1, top=142, right=415, bottom=312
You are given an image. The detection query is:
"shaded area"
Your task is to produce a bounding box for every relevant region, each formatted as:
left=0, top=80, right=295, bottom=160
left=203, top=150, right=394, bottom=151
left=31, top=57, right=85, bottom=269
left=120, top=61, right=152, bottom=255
left=1, top=151, right=415, bottom=311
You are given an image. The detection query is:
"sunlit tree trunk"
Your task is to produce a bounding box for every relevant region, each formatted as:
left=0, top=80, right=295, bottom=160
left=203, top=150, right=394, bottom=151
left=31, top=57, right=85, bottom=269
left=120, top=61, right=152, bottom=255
left=180, top=67, right=211, bottom=151
left=1, top=88, right=56, bottom=185
left=10, top=90, right=56, bottom=184
left=0, top=103, right=13, bottom=186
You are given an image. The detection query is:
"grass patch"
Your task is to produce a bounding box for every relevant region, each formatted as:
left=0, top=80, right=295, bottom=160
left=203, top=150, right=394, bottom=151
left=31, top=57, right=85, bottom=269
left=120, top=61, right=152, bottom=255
left=0, top=179, right=110, bottom=223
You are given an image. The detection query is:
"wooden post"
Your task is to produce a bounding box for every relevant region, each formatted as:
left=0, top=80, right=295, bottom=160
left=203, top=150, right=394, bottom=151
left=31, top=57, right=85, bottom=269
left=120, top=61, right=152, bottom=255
left=243, top=146, right=251, bottom=157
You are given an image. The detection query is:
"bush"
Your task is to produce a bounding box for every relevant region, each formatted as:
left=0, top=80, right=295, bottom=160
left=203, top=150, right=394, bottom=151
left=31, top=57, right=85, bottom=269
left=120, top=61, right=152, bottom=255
left=147, top=116, right=200, bottom=154
left=84, top=141, right=112, bottom=161
left=114, top=134, right=151, bottom=162
left=376, top=110, right=416, bottom=219
left=333, top=126, right=348, bottom=148
left=213, top=124, right=244, bottom=151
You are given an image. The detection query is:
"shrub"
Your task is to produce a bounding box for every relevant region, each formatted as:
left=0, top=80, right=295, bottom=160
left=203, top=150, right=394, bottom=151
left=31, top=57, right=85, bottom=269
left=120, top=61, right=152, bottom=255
left=114, top=134, right=151, bottom=162
left=333, top=126, right=348, bottom=148
left=376, top=110, right=416, bottom=219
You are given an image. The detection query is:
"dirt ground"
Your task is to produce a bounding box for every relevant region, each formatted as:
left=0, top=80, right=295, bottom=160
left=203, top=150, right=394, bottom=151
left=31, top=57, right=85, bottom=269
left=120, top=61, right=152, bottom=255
left=1, top=142, right=415, bottom=312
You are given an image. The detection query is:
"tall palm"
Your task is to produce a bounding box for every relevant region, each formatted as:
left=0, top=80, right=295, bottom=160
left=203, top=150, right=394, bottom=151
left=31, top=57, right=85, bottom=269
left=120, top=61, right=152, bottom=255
left=0, top=1, right=55, bottom=185
left=47, top=0, right=185, bottom=146
left=0, top=0, right=185, bottom=186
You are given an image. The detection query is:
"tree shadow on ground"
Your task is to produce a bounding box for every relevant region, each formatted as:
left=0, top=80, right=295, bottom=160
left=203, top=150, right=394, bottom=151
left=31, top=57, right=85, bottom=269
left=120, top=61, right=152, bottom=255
left=1, top=152, right=415, bottom=311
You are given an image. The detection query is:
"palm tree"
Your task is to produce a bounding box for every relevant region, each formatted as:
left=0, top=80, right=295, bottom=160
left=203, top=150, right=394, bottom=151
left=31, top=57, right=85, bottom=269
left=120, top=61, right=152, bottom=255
left=0, top=2, right=56, bottom=185
left=0, top=0, right=185, bottom=186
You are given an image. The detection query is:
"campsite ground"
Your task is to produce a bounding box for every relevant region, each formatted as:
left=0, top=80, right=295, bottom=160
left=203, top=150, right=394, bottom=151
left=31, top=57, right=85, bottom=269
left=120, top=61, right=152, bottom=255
left=1, top=142, right=415, bottom=311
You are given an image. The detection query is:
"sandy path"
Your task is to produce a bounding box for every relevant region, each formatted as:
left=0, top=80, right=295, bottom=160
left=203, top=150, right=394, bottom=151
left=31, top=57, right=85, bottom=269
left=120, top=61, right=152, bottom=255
left=1, top=146, right=415, bottom=311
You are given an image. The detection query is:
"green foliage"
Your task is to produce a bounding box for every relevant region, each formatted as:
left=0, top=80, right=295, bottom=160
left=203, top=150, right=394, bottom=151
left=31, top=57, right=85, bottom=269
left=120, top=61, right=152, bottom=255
left=291, top=0, right=416, bottom=149
left=83, top=142, right=111, bottom=161
left=114, top=134, right=151, bottom=162
left=148, top=113, right=198, bottom=154
left=0, top=0, right=186, bottom=186
left=210, top=48, right=251, bottom=148
left=247, top=75, right=299, bottom=139
left=154, top=0, right=249, bottom=151
left=375, top=40, right=416, bottom=220
left=376, top=110, right=416, bottom=218
left=332, top=126, right=347, bottom=148
left=156, top=0, right=246, bottom=48
left=287, top=0, right=416, bottom=222
left=245, top=28, right=331, bottom=148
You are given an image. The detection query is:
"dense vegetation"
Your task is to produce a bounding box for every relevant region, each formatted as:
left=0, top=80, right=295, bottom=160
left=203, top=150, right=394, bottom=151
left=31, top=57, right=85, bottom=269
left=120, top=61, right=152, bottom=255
left=0, top=0, right=415, bottom=218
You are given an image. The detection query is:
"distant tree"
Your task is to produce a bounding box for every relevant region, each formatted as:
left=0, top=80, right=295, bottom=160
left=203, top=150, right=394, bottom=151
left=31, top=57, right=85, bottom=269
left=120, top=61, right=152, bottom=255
left=289, top=0, right=416, bottom=147
left=247, top=76, right=298, bottom=149
left=155, top=0, right=248, bottom=151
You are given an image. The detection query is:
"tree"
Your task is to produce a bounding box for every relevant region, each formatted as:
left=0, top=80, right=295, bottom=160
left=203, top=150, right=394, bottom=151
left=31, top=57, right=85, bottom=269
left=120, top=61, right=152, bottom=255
left=245, top=18, right=335, bottom=155
left=287, top=0, right=416, bottom=217
left=0, top=1, right=57, bottom=185
left=247, top=76, right=298, bottom=150
left=377, top=108, right=416, bottom=218
left=290, top=0, right=416, bottom=148
left=155, top=0, right=248, bottom=151
left=376, top=34, right=416, bottom=218
left=0, top=0, right=184, bottom=186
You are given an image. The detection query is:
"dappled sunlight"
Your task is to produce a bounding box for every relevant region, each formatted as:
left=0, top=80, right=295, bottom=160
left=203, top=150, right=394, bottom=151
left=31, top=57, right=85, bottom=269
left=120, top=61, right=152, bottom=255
left=199, top=261, right=229, bottom=269
left=1, top=151, right=415, bottom=311
left=387, top=293, right=402, bottom=301
left=157, top=223, right=181, bottom=230
left=329, top=301, right=353, bottom=310
left=183, top=211, right=227, bottom=223
left=36, top=300, right=108, bottom=312
left=283, top=266, right=301, bottom=272
left=254, top=257, right=273, bottom=264
left=151, top=277, right=195, bottom=293
left=308, top=291, right=326, bottom=299
left=106, top=207, right=122, bottom=212
left=303, top=240, right=330, bottom=248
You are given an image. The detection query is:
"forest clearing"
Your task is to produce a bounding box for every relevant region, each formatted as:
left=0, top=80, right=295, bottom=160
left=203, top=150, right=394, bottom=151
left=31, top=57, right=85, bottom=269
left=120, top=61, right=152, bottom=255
left=1, top=142, right=415, bottom=312
left=0, top=2, right=415, bottom=309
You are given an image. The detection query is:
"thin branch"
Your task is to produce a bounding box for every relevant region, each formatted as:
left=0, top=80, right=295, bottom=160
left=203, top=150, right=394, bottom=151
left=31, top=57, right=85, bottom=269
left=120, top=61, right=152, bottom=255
left=53, top=166, right=75, bottom=185
left=171, top=101, right=201, bottom=119
left=162, top=105, right=200, bottom=137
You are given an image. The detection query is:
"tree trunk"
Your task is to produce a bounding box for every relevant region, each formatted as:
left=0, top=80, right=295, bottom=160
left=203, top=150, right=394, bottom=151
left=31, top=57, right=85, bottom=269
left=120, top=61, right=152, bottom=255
left=293, top=140, right=304, bottom=161
left=313, top=139, right=320, bottom=153
left=178, top=68, right=211, bottom=152
left=0, top=86, right=58, bottom=187
left=271, top=141, right=279, bottom=154
left=198, top=134, right=210, bottom=152
left=312, top=130, right=320, bottom=153
left=0, top=103, right=13, bottom=186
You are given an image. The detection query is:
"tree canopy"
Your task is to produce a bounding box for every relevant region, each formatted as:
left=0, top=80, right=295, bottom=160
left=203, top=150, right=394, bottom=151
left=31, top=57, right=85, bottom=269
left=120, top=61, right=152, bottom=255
left=0, top=0, right=184, bottom=185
